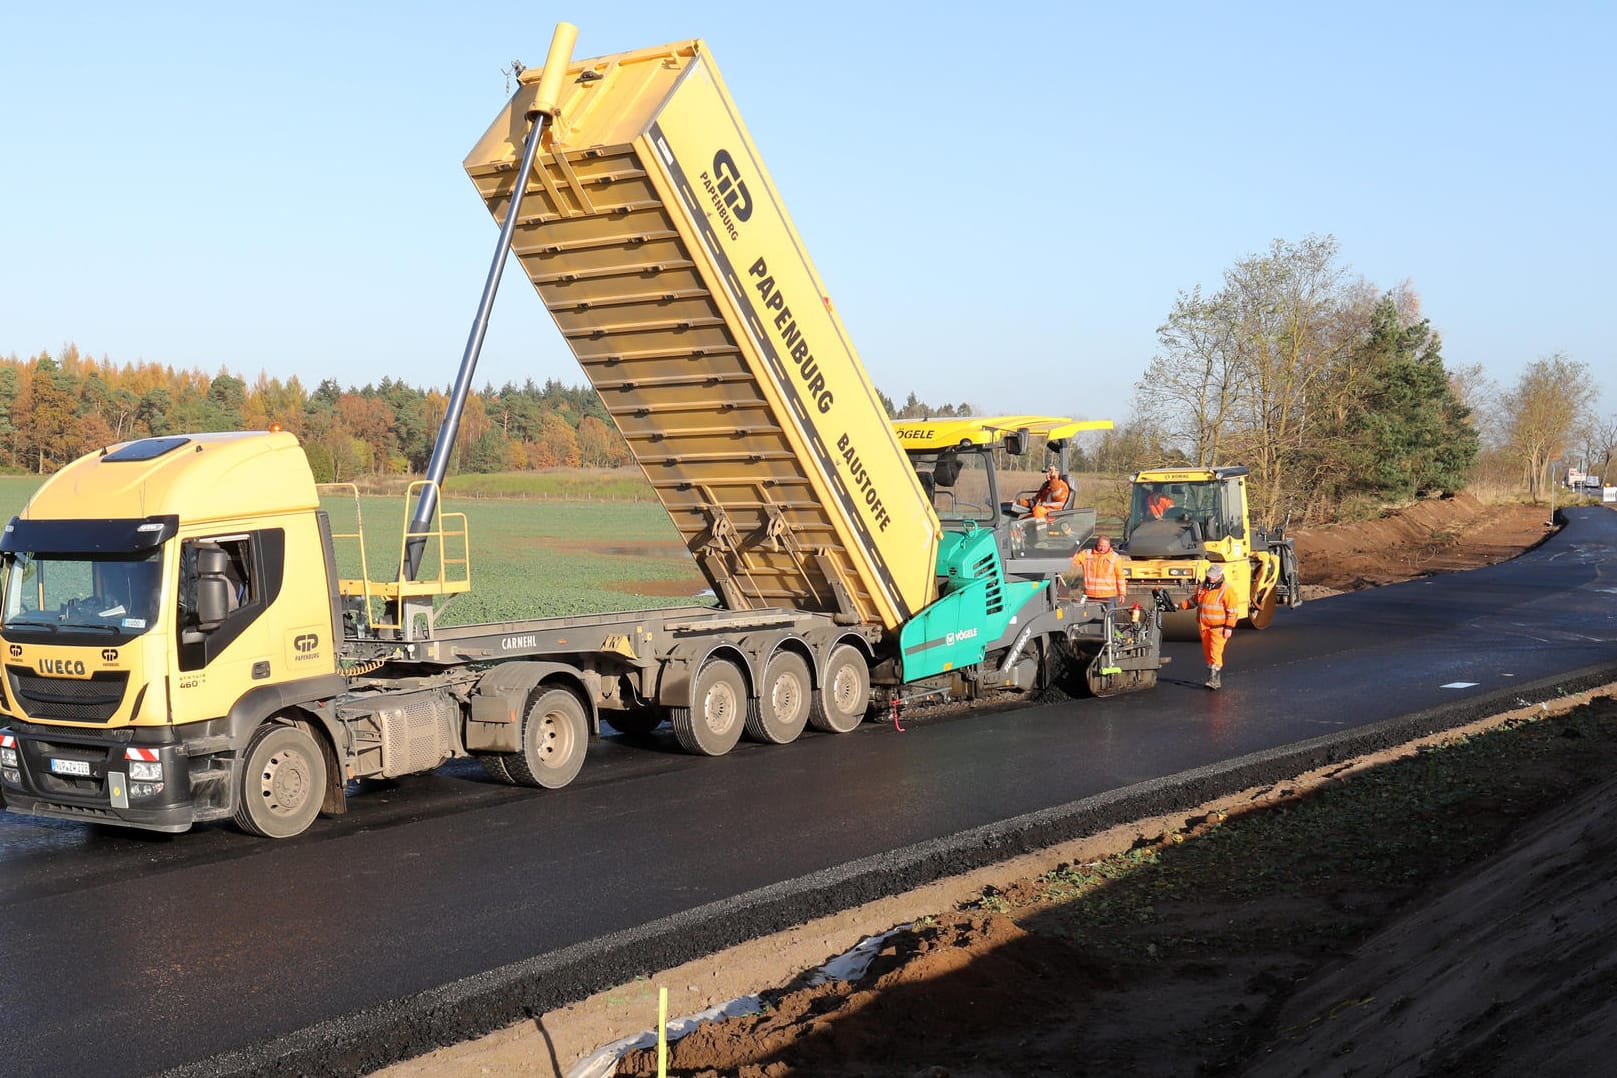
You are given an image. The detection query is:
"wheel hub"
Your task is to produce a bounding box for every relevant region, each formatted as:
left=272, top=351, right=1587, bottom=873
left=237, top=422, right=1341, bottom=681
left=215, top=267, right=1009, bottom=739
left=261, top=748, right=309, bottom=814
left=704, top=683, right=739, bottom=734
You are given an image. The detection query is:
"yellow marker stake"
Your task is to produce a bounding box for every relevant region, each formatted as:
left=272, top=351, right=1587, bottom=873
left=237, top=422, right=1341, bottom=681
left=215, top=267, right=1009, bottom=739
left=657, top=985, right=668, bottom=1077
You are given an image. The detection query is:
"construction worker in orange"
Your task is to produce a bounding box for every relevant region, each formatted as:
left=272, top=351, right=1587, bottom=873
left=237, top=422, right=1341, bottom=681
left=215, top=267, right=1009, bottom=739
left=1181, top=563, right=1237, bottom=690
left=1144, top=484, right=1175, bottom=519
left=1019, top=465, right=1070, bottom=521
left=1072, top=535, right=1126, bottom=609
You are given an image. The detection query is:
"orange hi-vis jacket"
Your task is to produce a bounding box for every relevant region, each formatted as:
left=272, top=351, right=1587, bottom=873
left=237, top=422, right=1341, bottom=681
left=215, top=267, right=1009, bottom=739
left=1188, top=580, right=1238, bottom=629
left=1028, top=476, right=1070, bottom=514
left=1146, top=492, right=1174, bottom=518
left=1074, top=547, right=1126, bottom=599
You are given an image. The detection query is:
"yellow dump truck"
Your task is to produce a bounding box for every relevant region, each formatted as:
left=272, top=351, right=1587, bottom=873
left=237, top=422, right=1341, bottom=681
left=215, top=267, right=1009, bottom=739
left=0, top=27, right=1158, bottom=840
left=463, top=35, right=936, bottom=631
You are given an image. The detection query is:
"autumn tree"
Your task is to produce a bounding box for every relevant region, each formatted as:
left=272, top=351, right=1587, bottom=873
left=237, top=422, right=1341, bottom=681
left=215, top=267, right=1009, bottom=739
left=530, top=412, right=581, bottom=468
left=337, top=392, right=399, bottom=471
left=575, top=415, right=619, bottom=467
left=1502, top=353, right=1597, bottom=500
left=0, top=348, right=634, bottom=480
left=28, top=359, right=80, bottom=473
left=243, top=373, right=308, bottom=434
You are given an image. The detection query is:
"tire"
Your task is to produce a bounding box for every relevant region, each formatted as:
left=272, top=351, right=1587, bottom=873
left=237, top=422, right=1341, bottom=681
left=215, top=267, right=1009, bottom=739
left=476, top=753, right=516, bottom=784
left=746, top=652, right=811, bottom=745
left=810, top=644, right=870, bottom=734
left=672, top=659, right=748, bottom=757
left=505, top=688, right=589, bottom=789
left=234, top=722, right=327, bottom=839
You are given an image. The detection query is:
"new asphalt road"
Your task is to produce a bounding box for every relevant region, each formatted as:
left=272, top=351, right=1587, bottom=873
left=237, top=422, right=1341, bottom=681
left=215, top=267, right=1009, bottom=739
left=2, top=508, right=1613, bottom=1077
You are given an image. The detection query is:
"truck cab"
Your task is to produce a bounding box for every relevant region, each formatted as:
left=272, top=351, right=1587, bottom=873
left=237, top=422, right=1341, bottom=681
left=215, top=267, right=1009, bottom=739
left=0, top=432, right=342, bottom=833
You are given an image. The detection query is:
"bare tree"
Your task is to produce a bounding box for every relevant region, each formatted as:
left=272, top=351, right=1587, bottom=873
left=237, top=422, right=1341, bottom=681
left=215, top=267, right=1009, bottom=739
left=1446, top=361, right=1500, bottom=447
left=1136, top=284, right=1240, bottom=464
left=1219, top=235, right=1349, bottom=523
left=1581, top=411, right=1616, bottom=486
left=1502, top=353, right=1597, bottom=500
left=1132, top=236, right=1352, bottom=522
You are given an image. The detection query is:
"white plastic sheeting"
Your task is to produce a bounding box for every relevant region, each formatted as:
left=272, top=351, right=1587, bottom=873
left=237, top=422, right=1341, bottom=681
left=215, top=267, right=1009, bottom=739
left=565, top=925, right=908, bottom=1078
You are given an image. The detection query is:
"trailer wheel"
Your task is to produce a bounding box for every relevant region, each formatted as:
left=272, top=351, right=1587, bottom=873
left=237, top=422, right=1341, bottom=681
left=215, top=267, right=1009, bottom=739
left=746, top=652, right=811, bottom=745
left=234, top=722, right=327, bottom=839
left=810, top=645, right=870, bottom=734
left=506, top=688, right=588, bottom=789
left=672, top=659, right=747, bottom=757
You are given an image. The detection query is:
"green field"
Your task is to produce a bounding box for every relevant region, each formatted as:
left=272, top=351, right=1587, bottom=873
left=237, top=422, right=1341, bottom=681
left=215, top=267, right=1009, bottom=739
left=0, top=475, right=713, bottom=626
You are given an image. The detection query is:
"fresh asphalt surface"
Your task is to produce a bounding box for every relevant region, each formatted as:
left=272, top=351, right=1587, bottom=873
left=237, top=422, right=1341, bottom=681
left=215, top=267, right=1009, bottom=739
left=1, top=507, right=1613, bottom=1078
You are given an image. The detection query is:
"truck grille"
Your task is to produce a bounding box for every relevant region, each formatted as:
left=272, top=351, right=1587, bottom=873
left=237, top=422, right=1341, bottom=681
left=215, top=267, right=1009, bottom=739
left=6, top=666, right=128, bottom=724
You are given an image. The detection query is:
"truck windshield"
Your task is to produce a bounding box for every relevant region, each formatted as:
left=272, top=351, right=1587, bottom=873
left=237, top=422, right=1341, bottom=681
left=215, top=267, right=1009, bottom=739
left=2, top=551, right=163, bottom=637
left=909, top=448, right=997, bottom=527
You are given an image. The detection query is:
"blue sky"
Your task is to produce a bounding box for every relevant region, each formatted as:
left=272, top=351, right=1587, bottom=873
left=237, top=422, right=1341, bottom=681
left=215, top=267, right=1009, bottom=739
left=2, top=2, right=1611, bottom=425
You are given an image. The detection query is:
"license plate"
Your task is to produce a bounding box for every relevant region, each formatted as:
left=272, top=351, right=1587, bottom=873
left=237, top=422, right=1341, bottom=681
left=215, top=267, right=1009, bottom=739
left=50, top=758, right=92, bottom=777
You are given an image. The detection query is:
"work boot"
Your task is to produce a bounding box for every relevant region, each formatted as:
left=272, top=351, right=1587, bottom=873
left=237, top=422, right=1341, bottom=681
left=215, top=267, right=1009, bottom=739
left=1206, top=666, right=1222, bottom=691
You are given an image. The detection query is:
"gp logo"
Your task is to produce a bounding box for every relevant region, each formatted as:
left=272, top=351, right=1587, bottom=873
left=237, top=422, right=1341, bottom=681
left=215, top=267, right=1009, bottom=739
left=293, top=633, right=319, bottom=654
left=712, top=150, right=753, bottom=221
left=101, top=648, right=119, bottom=662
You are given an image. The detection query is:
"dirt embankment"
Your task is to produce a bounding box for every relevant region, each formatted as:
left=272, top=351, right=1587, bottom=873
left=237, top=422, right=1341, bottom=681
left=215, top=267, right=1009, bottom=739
left=380, top=496, right=1608, bottom=1078
left=1291, top=491, right=1555, bottom=593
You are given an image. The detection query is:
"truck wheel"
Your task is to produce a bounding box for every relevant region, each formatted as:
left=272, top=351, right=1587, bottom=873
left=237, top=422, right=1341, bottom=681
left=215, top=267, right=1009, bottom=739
left=746, top=652, right=811, bottom=745
left=506, top=688, right=589, bottom=789
left=810, top=644, right=869, bottom=734
left=672, top=659, right=747, bottom=757
left=234, top=723, right=327, bottom=839
left=475, top=753, right=516, bottom=784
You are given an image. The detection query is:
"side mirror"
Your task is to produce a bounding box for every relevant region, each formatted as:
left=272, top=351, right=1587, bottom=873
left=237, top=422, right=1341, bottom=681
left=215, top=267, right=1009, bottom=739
left=194, top=546, right=231, bottom=632
left=1004, top=428, right=1030, bottom=456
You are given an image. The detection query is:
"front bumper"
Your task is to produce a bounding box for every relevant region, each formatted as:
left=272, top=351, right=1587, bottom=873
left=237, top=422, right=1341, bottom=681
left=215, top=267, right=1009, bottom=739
left=0, top=723, right=223, bottom=834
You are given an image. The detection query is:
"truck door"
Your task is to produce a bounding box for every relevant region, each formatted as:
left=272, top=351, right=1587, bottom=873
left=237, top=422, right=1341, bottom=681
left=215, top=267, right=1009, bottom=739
left=170, top=530, right=285, bottom=723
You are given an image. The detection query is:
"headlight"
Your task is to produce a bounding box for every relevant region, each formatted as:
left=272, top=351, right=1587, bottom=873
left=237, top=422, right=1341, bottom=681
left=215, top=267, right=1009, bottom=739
left=0, top=747, right=17, bottom=768
left=128, top=760, right=162, bottom=781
